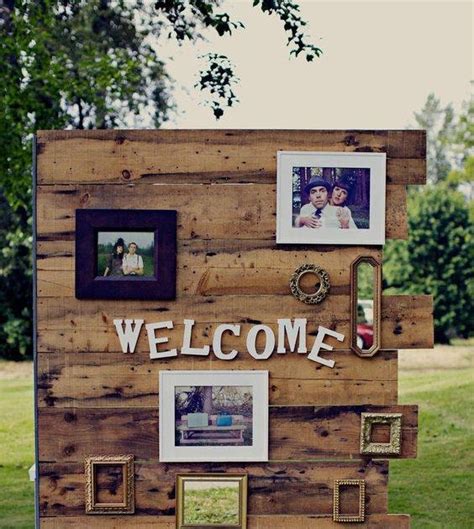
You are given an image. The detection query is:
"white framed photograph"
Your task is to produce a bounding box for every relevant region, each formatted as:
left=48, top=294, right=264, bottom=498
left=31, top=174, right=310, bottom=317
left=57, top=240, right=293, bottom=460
left=276, top=151, right=386, bottom=245
left=159, top=370, right=269, bottom=463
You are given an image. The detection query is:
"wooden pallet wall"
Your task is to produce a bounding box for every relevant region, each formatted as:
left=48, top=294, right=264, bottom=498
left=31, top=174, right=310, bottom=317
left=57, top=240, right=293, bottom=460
left=35, top=130, right=432, bottom=528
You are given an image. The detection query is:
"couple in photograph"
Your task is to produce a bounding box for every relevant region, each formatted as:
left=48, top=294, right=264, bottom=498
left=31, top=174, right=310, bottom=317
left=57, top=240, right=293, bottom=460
left=103, top=238, right=144, bottom=277
left=295, top=177, right=358, bottom=230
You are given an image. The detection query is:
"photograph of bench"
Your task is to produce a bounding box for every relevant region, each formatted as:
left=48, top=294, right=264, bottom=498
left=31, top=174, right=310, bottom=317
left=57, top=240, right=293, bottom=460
left=178, top=415, right=246, bottom=445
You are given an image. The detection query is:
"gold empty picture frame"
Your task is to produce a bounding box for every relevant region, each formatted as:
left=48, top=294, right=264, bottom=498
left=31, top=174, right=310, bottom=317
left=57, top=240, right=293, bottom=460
left=333, top=479, right=365, bottom=523
left=176, top=473, right=248, bottom=529
left=350, top=255, right=382, bottom=357
left=360, top=412, right=403, bottom=455
left=85, top=455, right=135, bottom=514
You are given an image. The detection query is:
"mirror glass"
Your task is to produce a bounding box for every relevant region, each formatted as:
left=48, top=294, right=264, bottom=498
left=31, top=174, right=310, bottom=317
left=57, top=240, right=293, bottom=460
left=183, top=479, right=240, bottom=526
left=356, top=261, right=375, bottom=352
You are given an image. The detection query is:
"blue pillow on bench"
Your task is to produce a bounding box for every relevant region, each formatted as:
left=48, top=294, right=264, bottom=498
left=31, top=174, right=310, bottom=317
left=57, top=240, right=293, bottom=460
left=216, top=415, right=233, bottom=426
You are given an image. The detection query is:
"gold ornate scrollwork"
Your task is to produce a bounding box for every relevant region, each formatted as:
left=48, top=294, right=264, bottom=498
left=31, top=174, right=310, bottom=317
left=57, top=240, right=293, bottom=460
left=85, top=455, right=135, bottom=514
left=360, top=413, right=402, bottom=456
left=290, top=264, right=330, bottom=305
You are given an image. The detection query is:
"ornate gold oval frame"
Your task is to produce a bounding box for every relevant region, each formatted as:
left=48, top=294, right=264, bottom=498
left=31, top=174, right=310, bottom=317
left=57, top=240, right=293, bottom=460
left=290, top=264, right=330, bottom=305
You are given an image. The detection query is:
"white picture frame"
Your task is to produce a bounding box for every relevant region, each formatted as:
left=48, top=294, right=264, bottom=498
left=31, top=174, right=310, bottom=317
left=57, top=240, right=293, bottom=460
left=277, top=151, right=386, bottom=245
left=159, top=370, right=269, bottom=463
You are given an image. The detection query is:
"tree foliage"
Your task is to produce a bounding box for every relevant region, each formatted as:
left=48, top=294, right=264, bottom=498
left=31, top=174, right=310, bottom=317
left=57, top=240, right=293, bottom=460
left=414, top=93, right=457, bottom=185
left=384, top=186, right=473, bottom=343
left=0, top=0, right=322, bottom=359
left=384, top=93, right=474, bottom=343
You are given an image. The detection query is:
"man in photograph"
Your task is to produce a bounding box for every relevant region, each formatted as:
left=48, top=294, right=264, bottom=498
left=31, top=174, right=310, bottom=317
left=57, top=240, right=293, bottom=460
left=295, top=177, right=357, bottom=230
left=122, top=242, right=144, bottom=275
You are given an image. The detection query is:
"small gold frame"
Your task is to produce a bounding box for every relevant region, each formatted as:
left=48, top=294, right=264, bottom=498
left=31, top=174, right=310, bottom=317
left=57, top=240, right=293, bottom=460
left=360, top=412, right=402, bottom=455
left=85, top=455, right=135, bottom=514
left=290, top=264, right=330, bottom=304
left=333, top=479, right=365, bottom=523
left=350, top=255, right=382, bottom=357
left=176, top=473, right=248, bottom=529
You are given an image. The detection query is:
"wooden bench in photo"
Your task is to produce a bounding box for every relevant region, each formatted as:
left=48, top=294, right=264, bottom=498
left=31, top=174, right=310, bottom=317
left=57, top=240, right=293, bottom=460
left=178, top=415, right=246, bottom=445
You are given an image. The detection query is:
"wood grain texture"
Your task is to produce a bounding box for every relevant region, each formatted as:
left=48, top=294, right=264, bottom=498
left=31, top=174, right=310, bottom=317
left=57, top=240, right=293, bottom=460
left=36, top=294, right=434, bottom=351
left=37, top=242, right=382, bottom=295
left=36, top=130, right=426, bottom=526
left=40, top=514, right=411, bottom=528
left=38, top=405, right=417, bottom=462
left=36, top=129, right=426, bottom=185
left=39, top=460, right=388, bottom=517
left=36, top=184, right=407, bottom=241
left=37, top=351, right=398, bottom=408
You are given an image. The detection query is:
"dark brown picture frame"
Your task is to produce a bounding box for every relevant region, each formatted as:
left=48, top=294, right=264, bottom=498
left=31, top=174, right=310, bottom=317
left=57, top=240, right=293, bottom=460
left=76, top=209, right=176, bottom=300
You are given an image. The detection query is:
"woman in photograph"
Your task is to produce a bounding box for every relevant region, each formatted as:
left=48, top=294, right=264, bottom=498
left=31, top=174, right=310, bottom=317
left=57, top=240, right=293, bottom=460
left=330, top=179, right=358, bottom=229
left=103, top=237, right=125, bottom=276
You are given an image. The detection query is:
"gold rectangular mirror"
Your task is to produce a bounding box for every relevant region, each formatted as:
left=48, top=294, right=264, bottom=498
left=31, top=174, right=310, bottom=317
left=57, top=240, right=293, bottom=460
left=350, top=256, right=382, bottom=357
left=176, top=474, right=248, bottom=529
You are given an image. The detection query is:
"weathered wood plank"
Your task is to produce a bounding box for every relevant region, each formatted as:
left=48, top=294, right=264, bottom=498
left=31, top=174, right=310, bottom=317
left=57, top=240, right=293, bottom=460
left=37, top=243, right=382, bottom=295
left=36, top=184, right=407, bottom=241
left=38, top=405, right=417, bottom=462
left=36, top=129, right=426, bottom=185
left=37, top=351, right=398, bottom=408
left=40, top=514, right=411, bottom=528
left=37, top=239, right=381, bottom=272
left=39, top=460, right=388, bottom=517
left=36, top=294, right=434, bottom=351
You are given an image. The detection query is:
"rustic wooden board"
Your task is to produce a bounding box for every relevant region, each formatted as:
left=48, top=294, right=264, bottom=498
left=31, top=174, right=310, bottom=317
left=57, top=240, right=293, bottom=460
left=37, top=242, right=382, bottom=295
left=38, top=239, right=381, bottom=270
left=39, top=460, right=388, bottom=517
left=36, top=184, right=408, bottom=241
left=38, top=405, right=417, bottom=462
left=37, top=351, right=398, bottom=408
left=41, top=514, right=411, bottom=528
left=36, top=129, right=426, bottom=527
left=36, top=129, right=426, bottom=185
left=36, top=294, right=434, bottom=351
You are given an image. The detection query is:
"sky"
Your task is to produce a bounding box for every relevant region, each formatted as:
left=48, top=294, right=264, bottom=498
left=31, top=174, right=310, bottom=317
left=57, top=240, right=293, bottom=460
left=156, top=0, right=472, bottom=129
left=98, top=231, right=154, bottom=249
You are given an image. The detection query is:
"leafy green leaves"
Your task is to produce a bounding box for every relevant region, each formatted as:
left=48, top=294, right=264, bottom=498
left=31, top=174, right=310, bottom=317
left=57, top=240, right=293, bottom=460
left=0, top=0, right=324, bottom=358
left=197, top=53, right=239, bottom=119
left=384, top=185, right=473, bottom=343
left=253, top=0, right=322, bottom=61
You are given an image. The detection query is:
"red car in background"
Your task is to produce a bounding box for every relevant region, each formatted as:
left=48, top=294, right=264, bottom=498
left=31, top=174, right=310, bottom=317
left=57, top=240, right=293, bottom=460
left=357, top=301, right=374, bottom=350
left=357, top=322, right=374, bottom=349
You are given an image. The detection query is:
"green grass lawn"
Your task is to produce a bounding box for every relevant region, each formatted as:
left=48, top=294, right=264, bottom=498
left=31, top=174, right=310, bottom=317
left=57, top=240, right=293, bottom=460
left=0, top=359, right=472, bottom=528
left=0, top=372, right=35, bottom=529
left=389, top=367, right=474, bottom=529
left=184, top=486, right=240, bottom=524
